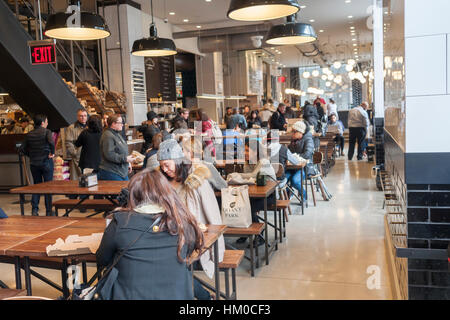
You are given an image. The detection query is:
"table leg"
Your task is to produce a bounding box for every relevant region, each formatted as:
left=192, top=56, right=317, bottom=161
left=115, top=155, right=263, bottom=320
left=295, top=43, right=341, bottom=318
left=14, top=256, right=22, bottom=289
left=61, top=258, right=69, bottom=298
left=23, top=256, right=32, bottom=296
left=19, top=194, right=25, bottom=216
left=213, top=241, right=220, bottom=300
left=301, top=168, right=305, bottom=215
left=249, top=235, right=255, bottom=277
left=264, top=197, right=269, bottom=266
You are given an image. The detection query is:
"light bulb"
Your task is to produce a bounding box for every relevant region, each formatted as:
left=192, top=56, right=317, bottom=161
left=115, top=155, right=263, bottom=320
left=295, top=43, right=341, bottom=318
left=303, top=71, right=310, bottom=78
left=347, top=59, right=356, bottom=66
left=333, top=61, right=342, bottom=69
left=312, top=70, right=320, bottom=77
left=327, top=74, right=334, bottom=81
left=345, top=64, right=353, bottom=72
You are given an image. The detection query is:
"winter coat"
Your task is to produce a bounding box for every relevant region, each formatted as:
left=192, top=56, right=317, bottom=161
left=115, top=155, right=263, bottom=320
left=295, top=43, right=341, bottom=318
left=175, top=164, right=225, bottom=279
left=65, top=121, right=86, bottom=180
left=99, top=128, right=129, bottom=179
left=96, top=208, right=194, bottom=300
left=289, top=131, right=316, bottom=176
left=303, top=104, right=320, bottom=128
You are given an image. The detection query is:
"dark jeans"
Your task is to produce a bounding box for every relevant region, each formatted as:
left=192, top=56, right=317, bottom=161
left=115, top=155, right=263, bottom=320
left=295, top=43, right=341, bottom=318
left=334, top=135, right=345, bottom=153
left=192, top=261, right=211, bottom=300
left=30, top=158, right=54, bottom=214
left=250, top=194, right=276, bottom=223
left=348, top=127, right=367, bottom=160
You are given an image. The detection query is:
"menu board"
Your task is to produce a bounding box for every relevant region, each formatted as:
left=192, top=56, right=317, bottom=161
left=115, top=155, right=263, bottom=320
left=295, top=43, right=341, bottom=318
left=144, top=56, right=176, bottom=102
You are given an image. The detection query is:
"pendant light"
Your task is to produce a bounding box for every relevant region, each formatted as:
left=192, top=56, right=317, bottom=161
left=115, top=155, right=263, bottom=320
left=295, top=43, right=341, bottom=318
left=266, top=14, right=317, bottom=45
left=44, top=0, right=110, bottom=41
left=227, top=0, right=300, bottom=21
left=131, top=0, right=177, bottom=57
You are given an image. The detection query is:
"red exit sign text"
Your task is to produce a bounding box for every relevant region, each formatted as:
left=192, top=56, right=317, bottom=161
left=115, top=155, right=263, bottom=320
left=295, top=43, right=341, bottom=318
left=29, top=44, right=56, bottom=65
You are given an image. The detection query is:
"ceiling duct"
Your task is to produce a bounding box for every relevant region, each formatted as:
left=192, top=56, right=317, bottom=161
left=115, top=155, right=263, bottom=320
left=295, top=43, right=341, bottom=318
left=295, top=43, right=328, bottom=67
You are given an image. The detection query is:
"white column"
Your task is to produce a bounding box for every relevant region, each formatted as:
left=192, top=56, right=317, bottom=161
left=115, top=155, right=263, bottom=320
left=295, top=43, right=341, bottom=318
left=373, top=0, right=384, bottom=119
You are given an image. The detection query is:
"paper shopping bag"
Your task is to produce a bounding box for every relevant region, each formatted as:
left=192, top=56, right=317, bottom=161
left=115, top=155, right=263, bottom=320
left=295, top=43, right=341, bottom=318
left=221, top=185, right=252, bottom=228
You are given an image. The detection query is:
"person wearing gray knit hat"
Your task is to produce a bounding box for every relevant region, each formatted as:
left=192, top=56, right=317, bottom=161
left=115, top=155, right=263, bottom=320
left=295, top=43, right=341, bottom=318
left=157, top=139, right=185, bottom=161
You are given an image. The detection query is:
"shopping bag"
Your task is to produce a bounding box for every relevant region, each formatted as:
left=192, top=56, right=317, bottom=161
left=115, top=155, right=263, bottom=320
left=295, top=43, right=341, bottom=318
left=221, top=185, right=252, bottom=228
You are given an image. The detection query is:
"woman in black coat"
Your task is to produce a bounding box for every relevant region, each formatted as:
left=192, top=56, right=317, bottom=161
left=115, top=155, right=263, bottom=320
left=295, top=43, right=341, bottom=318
left=303, top=101, right=320, bottom=128
left=96, top=168, right=204, bottom=300
left=75, top=115, right=102, bottom=173
left=247, top=110, right=262, bottom=129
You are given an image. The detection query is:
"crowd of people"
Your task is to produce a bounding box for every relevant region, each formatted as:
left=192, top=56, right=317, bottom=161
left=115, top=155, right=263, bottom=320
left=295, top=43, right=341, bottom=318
left=14, top=95, right=372, bottom=299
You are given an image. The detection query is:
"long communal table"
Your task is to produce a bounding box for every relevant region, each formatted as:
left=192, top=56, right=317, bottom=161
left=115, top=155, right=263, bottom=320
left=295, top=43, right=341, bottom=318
left=10, top=180, right=129, bottom=216
left=215, top=181, right=278, bottom=266
left=0, top=216, right=226, bottom=299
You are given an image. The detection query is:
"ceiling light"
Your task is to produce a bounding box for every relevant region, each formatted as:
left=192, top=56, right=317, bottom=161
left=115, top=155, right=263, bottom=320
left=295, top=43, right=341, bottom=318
left=363, top=70, right=369, bottom=77
left=266, top=15, right=317, bottom=45
left=325, top=81, right=331, bottom=87
left=206, top=0, right=212, bottom=2
left=131, top=0, right=177, bottom=57
left=348, top=15, right=353, bottom=19
left=196, top=25, right=202, bottom=28
left=333, top=61, right=342, bottom=69
left=169, top=12, right=175, bottom=15
left=300, top=5, right=306, bottom=9
left=327, top=74, right=334, bottom=81
left=309, top=19, right=315, bottom=22
left=345, top=0, right=351, bottom=3
left=347, top=58, right=356, bottom=66
left=44, top=1, right=110, bottom=40
left=352, top=38, right=356, bottom=41
left=319, top=29, right=324, bottom=33
left=183, top=19, right=189, bottom=22
left=321, top=75, right=327, bottom=80
left=303, top=71, right=310, bottom=78
left=312, top=70, right=320, bottom=77
left=227, top=0, right=300, bottom=21
left=353, top=43, right=357, bottom=46
left=350, top=26, right=355, bottom=29
left=345, top=64, right=353, bottom=72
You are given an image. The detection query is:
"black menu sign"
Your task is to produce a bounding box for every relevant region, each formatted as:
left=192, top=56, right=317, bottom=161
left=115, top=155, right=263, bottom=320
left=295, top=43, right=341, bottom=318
left=145, top=56, right=176, bottom=102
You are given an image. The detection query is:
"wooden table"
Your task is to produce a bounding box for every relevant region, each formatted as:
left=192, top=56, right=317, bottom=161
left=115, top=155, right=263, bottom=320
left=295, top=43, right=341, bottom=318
left=10, top=180, right=129, bottom=216
left=215, top=181, right=278, bottom=266
left=0, top=216, right=226, bottom=299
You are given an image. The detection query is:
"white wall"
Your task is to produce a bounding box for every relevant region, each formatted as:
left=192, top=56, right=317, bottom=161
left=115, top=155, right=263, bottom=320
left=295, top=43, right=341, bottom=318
left=404, top=0, right=450, bottom=153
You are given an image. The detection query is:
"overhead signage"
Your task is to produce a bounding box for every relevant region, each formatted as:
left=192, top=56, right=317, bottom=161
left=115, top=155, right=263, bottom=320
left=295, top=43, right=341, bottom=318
left=28, top=40, right=56, bottom=65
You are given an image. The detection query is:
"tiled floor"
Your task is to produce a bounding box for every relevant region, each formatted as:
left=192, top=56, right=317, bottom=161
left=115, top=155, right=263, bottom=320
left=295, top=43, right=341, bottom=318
left=0, top=157, right=392, bottom=300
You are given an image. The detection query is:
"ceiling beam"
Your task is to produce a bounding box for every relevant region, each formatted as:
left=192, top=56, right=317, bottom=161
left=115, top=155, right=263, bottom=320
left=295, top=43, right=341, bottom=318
left=173, top=23, right=270, bottom=39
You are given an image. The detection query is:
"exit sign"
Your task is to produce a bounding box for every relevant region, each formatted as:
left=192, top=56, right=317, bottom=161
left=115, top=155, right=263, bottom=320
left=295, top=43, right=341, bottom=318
left=28, top=40, right=56, bottom=65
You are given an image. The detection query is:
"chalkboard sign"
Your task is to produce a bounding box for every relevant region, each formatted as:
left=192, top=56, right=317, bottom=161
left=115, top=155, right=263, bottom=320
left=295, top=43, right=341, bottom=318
left=144, top=56, right=176, bottom=102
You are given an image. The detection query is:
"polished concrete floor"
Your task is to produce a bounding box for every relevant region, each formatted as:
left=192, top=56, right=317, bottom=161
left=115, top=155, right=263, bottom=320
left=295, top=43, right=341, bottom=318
left=0, top=157, right=392, bottom=300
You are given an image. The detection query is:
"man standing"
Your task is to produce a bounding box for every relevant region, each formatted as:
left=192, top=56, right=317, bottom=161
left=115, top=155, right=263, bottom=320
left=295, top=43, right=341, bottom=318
left=65, top=108, right=88, bottom=180
left=347, top=102, right=370, bottom=161
left=270, top=103, right=288, bottom=131
left=138, top=111, right=161, bottom=153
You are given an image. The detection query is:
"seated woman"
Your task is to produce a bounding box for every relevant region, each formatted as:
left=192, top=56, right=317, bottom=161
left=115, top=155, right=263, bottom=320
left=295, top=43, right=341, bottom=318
left=286, top=121, right=315, bottom=199
left=96, top=168, right=204, bottom=300
left=143, top=132, right=163, bottom=169
left=157, top=139, right=225, bottom=299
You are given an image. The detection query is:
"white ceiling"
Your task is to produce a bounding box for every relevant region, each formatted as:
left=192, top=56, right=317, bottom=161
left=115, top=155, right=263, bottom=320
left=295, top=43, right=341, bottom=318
left=137, top=0, right=375, bottom=67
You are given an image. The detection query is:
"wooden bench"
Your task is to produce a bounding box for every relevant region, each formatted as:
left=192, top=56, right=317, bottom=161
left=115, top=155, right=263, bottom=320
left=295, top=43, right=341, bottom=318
left=218, top=250, right=244, bottom=300
left=0, top=288, right=27, bottom=300
left=53, top=199, right=118, bottom=217
left=224, top=223, right=264, bottom=277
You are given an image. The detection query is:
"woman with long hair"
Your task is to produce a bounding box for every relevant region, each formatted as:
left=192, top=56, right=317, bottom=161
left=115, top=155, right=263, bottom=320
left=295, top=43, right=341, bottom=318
left=96, top=168, right=204, bottom=300
left=157, top=139, right=225, bottom=299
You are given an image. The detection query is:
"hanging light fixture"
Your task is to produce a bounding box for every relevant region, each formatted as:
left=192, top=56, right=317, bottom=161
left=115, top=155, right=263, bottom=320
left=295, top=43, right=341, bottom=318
left=345, top=64, right=353, bottom=72
left=44, top=0, right=110, bottom=40
left=311, top=70, right=320, bottom=77
left=302, top=71, right=310, bottom=78
left=131, top=0, right=177, bottom=57
left=266, top=14, right=317, bottom=45
left=333, top=61, right=342, bottom=69
left=227, top=0, right=300, bottom=21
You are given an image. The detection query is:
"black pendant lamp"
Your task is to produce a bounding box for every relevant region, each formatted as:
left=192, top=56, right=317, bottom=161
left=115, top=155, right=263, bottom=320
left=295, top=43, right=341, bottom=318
left=44, top=0, right=110, bottom=41
left=227, top=0, right=300, bottom=21
left=131, top=0, right=177, bottom=57
left=266, top=14, right=317, bottom=45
